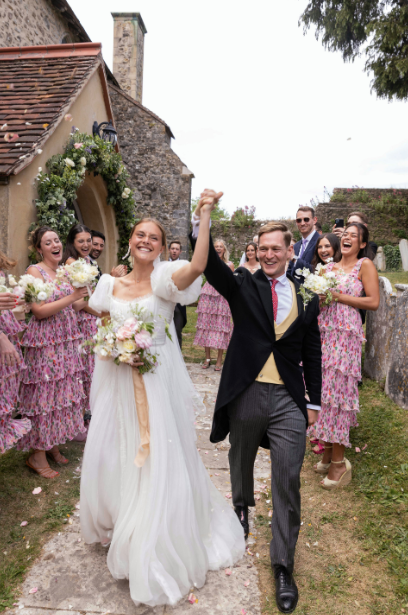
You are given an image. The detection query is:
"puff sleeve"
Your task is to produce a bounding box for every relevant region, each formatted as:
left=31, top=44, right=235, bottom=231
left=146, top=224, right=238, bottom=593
left=88, top=274, right=113, bottom=313
left=151, top=261, right=202, bottom=306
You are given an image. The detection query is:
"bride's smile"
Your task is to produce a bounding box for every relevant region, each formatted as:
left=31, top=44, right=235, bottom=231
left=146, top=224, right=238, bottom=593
left=131, top=222, right=164, bottom=264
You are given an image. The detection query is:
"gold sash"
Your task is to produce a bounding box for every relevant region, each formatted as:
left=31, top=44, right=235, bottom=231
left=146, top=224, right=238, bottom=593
left=131, top=369, right=150, bottom=467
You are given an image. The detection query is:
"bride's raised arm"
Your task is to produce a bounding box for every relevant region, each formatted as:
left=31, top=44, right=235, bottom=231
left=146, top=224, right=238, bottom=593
left=171, top=189, right=223, bottom=291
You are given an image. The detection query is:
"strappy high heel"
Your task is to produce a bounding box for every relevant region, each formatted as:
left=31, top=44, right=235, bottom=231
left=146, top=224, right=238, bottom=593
left=201, top=359, right=211, bottom=369
left=320, top=458, right=352, bottom=490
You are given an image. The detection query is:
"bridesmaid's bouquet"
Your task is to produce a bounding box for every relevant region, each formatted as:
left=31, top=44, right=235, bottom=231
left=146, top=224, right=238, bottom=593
left=82, top=307, right=171, bottom=374
left=56, top=258, right=99, bottom=298
left=11, top=274, right=54, bottom=303
left=0, top=275, right=8, bottom=293
left=296, top=259, right=339, bottom=308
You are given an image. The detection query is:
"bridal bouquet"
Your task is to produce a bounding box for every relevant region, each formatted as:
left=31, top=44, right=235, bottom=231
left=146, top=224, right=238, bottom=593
left=10, top=274, right=54, bottom=303
left=296, top=259, right=339, bottom=308
left=0, top=276, right=8, bottom=293
left=56, top=258, right=99, bottom=298
left=83, top=306, right=171, bottom=374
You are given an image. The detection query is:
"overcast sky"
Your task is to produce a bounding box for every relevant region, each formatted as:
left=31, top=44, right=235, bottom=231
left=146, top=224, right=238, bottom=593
left=69, top=0, right=408, bottom=219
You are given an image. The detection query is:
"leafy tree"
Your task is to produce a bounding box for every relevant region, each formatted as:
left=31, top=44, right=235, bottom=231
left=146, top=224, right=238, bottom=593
left=191, top=197, right=230, bottom=221
left=299, top=0, right=408, bottom=100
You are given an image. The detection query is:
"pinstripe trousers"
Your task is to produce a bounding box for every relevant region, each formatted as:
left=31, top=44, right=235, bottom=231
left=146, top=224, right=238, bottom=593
left=228, top=381, right=306, bottom=573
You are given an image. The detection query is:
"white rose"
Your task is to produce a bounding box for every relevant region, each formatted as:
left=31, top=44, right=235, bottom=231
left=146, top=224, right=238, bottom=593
left=0, top=276, right=5, bottom=286
left=123, top=187, right=131, bottom=196
left=37, top=291, right=47, bottom=301
left=121, top=191, right=129, bottom=199
left=80, top=157, right=86, bottom=166
left=0, top=284, right=7, bottom=293
left=38, top=167, right=42, bottom=172
left=79, top=167, right=86, bottom=175
left=295, top=269, right=303, bottom=276
left=64, top=158, right=75, bottom=168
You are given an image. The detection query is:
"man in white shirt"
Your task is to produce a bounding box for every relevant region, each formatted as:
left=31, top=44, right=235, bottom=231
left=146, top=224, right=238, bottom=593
left=287, top=207, right=319, bottom=277
left=191, top=193, right=322, bottom=614
left=168, top=240, right=187, bottom=348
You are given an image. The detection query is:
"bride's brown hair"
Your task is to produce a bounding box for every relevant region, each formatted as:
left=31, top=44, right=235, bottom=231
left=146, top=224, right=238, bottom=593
left=0, top=249, right=17, bottom=271
left=130, top=218, right=169, bottom=261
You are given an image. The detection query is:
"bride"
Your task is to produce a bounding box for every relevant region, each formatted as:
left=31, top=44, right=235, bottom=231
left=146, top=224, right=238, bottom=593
left=80, top=192, right=245, bottom=607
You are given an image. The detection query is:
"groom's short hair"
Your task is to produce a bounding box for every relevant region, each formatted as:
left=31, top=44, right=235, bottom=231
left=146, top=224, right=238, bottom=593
left=258, top=223, right=293, bottom=248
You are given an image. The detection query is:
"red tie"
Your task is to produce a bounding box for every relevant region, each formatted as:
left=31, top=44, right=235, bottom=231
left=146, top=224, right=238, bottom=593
left=270, top=279, right=278, bottom=322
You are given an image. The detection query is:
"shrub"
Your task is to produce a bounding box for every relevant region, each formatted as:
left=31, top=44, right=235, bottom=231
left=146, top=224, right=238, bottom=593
left=383, top=244, right=402, bottom=271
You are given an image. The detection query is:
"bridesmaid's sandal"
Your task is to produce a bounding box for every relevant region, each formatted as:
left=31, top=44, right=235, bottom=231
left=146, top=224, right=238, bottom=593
left=26, top=459, right=59, bottom=479
left=214, top=365, right=222, bottom=372
left=313, top=445, right=332, bottom=473
left=46, top=451, right=69, bottom=465
left=312, top=442, right=325, bottom=455
left=201, top=359, right=211, bottom=369
left=320, top=459, right=352, bottom=490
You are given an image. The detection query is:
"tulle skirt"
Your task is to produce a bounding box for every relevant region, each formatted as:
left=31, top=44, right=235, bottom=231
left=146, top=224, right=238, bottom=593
left=80, top=322, right=245, bottom=607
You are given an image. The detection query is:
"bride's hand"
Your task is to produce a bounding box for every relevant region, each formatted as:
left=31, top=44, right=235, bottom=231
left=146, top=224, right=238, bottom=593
left=130, top=354, right=144, bottom=369
left=196, top=189, right=223, bottom=218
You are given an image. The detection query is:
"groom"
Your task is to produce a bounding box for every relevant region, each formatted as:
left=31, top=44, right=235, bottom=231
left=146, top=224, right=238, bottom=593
left=191, top=191, right=322, bottom=614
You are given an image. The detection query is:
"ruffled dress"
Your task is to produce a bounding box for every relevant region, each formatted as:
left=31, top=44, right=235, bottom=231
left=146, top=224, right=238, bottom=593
left=308, top=258, right=367, bottom=447
left=0, top=306, right=31, bottom=454
left=194, top=275, right=233, bottom=350
left=76, top=256, right=98, bottom=412
left=17, top=265, right=87, bottom=451
left=80, top=261, right=245, bottom=607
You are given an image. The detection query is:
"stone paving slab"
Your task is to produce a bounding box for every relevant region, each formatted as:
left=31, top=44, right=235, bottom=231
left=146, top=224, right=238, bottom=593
left=7, top=364, right=271, bottom=615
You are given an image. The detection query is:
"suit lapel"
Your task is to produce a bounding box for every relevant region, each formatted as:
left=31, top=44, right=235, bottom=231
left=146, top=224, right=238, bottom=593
left=253, top=270, right=276, bottom=338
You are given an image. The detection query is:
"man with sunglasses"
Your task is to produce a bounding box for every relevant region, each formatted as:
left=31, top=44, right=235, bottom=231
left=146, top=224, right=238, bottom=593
left=287, top=206, right=319, bottom=278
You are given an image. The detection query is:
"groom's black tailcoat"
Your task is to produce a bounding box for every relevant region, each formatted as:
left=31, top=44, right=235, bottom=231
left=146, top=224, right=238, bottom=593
left=190, top=234, right=322, bottom=449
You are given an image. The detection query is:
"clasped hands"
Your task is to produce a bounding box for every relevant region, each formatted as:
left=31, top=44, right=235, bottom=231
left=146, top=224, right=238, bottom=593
left=194, top=189, right=224, bottom=218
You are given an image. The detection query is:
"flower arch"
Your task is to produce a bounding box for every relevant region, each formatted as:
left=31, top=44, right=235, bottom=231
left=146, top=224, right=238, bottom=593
left=31, top=129, right=136, bottom=261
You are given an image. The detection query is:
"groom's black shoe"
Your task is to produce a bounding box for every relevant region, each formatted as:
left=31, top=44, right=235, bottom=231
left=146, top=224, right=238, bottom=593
left=234, top=505, right=249, bottom=539
left=274, top=566, right=298, bottom=613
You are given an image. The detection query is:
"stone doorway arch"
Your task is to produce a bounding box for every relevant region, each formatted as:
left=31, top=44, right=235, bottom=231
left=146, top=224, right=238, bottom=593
left=75, top=172, right=119, bottom=273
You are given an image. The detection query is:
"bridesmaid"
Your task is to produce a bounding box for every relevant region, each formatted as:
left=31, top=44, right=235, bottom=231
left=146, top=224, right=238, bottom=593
left=308, top=223, right=379, bottom=489
left=0, top=250, right=31, bottom=454
left=17, top=226, right=88, bottom=477
left=194, top=239, right=234, bottom=371
left=242, top=241, right=261, bottom=274
left=62, top=224, right=100, bottom=436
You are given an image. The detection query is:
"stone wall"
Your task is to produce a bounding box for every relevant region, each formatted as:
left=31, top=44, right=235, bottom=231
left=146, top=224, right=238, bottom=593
left=0, top=0, right=79, bottom=47
left=109, top=85, right=194, bottom=257
left=364, top=278, right=408, bottom=410
left=315, top=188, right=408, bottom=246
left=210, top=219, right=299, bottom=263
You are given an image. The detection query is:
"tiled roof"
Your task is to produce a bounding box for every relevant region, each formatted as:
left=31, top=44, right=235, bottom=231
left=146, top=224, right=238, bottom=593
left=0, top=43, right=107, bottom=177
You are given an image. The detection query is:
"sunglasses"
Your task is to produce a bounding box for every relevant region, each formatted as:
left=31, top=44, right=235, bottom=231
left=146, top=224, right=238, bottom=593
left=296, top=217, right=311, bottom=224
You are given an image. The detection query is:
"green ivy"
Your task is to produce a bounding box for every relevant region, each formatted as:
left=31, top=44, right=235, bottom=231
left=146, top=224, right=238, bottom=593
left=383, top=244, right=402, bottom=271
left=30, top=130, right=136, bottom=262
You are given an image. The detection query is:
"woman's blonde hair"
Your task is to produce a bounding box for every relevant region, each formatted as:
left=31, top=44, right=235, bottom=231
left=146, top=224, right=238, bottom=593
left=214, top=238, right=230, bottom=263
left=0, top=248, right=17, bottom=271
left=130, top=218, right=169, bottom=261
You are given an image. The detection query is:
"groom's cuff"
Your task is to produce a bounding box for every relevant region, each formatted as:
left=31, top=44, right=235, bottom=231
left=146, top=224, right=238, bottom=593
left=191, top=212, right=211, bottom=239
left=307, top=404, right=321, bottom=411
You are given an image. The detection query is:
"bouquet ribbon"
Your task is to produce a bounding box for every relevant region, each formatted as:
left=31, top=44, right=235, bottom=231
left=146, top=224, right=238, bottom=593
left=132, top=369, right=150, bottom=467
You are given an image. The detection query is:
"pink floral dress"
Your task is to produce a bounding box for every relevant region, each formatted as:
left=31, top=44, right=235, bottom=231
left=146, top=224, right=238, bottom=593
left=308, top=258, right=367, bottom=447
left=0, top=296, right=31, bottom=453
left=194, top=275, right=233, bottom=351
left=75, top=257, right=98, bottom=411
left=17, top=265, right=87, bottom=451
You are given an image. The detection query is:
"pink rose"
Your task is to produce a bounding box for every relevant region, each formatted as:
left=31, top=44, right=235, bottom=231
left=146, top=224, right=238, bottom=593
left=116, top=325, right=133, bottom=341
left=134, top=330, right=152, bottom=349
left=74, top=143, right=83, bottom=149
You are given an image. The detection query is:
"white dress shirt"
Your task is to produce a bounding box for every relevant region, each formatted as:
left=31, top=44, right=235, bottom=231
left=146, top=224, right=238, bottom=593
left=297, top=229, right=316, bottom=256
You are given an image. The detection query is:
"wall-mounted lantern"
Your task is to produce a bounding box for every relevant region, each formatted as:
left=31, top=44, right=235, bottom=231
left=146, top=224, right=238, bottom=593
left=92, top=120, right=118, bottom=146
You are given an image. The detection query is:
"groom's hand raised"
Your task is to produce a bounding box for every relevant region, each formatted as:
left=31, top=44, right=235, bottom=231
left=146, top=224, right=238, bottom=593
left=195, top=189, right=223, bottom=218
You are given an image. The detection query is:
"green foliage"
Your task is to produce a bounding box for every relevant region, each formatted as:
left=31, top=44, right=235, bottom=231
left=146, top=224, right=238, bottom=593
left=191, top=197, right=230, bottom=221
left=383, top=244, right=402, bottom=270
left=293, top=229, right=302, bottom=241
left=300, top=1, right=408, bottom=100
left=30, top=131, right=136, bottom=262
left=394, top=229, right=408, bottom=239
left=329, top=191, right=345, bottom=203
left=322, top=223, right=332, bottom=233
left=231, top=205, right=256, bottom=228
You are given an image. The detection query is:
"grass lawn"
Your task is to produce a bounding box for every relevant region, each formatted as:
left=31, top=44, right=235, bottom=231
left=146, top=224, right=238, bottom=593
left=379, top=271, right=408, bottom=291
left=0, top=442, right=85, bottom=611
left=182, top=305, right=228, bottom=366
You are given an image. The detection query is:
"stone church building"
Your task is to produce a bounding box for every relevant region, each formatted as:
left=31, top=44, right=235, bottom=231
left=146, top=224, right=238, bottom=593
left=0, top=0, right=193, bottom=264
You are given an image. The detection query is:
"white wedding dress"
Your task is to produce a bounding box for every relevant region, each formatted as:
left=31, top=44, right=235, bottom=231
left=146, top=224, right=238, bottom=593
left=80, top=260, right=245, bottom=607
